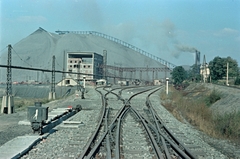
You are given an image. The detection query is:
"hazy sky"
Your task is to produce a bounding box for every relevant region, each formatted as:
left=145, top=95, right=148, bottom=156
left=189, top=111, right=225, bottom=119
left=0, top=0, right=240, bottom=66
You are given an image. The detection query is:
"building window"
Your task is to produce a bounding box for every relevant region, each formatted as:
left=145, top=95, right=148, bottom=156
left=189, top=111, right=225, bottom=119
left=70, top=60, right=72, bottom=63
left=69, top=69, right=72, bottom=72
left=84, top=65, right=86, bottom=68
left=66, top=80, right=70, bottom=84
left=70, top=65, right=72, bottom=68
left=88, top=65, right=91, bottom=68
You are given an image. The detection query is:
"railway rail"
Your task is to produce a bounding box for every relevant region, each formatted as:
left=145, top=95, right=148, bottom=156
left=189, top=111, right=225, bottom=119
left=2, top=85, right=229, bottom=158
left=79, top=85, right=197, bottom=159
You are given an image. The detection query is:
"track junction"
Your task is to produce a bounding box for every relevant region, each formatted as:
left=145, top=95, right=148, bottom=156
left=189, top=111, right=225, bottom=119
left=0, top=85, right=229, bottom=159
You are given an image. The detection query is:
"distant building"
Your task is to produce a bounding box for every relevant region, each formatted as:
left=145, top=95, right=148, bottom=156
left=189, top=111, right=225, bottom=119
left=153, top=79, right=161, bottom=85
left=200, top=55, right=210, bottom=83
left=58, top=52, right=103, bottom=86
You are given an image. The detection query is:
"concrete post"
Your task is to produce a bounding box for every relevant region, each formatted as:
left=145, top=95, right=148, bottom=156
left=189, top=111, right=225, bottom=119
left=226, top=62, right=229, bottom=86
left=1, top=96, right=7, bottom=113
left=8, top=95, right=14, bottom=114
left=48, top=92, right=52, bottom=100
left=166, top=78, right=169, bottom=95
left=52, top=92, right=56, bottom=99
left=83, top=75, right=86, bottom=88
left=48, top=92, right=56, bottom=100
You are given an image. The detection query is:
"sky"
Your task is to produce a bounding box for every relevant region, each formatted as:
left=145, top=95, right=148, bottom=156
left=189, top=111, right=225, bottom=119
left=0, top=0, right=240, bottom=66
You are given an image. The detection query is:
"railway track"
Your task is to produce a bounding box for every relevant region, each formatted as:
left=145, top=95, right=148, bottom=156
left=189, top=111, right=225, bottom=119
left=79, top=85, right=198, bottom=159
left=3, top=85, right=227, bottom=158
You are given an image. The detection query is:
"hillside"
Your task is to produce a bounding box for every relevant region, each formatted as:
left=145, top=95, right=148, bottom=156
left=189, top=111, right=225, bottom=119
left=0, top=28, right=168, bottom=82
left=184, top=83, right=240, bottom=114
left=160, top=83, right=240, bottom=157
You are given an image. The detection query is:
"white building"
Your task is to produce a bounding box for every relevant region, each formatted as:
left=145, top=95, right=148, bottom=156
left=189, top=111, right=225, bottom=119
left=200, top=55, right=210, bottom=83
left=58, top=52, right=103, bottom=86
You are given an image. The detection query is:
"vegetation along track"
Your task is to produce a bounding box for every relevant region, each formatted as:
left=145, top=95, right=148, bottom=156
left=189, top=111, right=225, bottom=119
left=80, top=85, right=197, bottom=159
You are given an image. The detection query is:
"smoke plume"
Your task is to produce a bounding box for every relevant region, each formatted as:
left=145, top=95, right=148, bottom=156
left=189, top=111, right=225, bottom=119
left=175, top=44, right=197, bottom=53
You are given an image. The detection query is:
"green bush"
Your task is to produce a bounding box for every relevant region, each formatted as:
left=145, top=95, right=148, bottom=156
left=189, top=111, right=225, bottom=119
left=205, top=89, right=221, bottom=106
left=235, top=76, right=240, bottom=85
left=182, top=81, right=190, bottom=89
left=214, top=111, right=240, bottom=138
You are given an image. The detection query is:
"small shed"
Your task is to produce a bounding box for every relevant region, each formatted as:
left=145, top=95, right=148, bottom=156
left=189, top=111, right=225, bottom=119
left=96, top=79, right=107, bottom=86
left=153, top=80, right=161, bottom=85
left=57, top=78, right=78, bottom=86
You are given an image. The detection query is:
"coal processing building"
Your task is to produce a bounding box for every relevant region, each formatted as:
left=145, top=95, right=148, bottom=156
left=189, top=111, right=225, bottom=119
left=57, top=52, right=103, bottom=86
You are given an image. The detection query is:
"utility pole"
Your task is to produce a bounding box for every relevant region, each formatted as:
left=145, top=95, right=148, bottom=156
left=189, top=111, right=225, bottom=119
left=203, top=55, right=206, bottom=83
left=1, top=44, right=14, bottom=114
left=103, top=50, right=107, bottom=81
left=77, top=61, right=81, bottom=91
left=166, top=78, right=169, bottom=95
left=49, top=55, right=56, bottom=100
left=226, top=62, right=229, bottom=86
left=61, top=51, right=65, bottom=97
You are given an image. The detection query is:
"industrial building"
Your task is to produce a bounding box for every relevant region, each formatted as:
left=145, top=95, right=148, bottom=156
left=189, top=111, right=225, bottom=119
left=57, top=52, right=103, bottom=86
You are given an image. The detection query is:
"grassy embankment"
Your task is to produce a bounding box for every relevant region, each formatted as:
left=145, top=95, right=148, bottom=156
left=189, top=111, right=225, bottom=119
left=160, top=84, right=240, bottom=143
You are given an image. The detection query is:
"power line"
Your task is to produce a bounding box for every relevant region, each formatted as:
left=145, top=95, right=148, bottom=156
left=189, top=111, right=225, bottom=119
left=0, top=64, right=93, bottom=76
left=11, top=47, right=32, bottom=67
left=0, top=64, right=130, bottom=80
left=39, top=59, right=51, bottom=69
left=55, top=58, right=63, bottom=70
left=0, top=46, right=7, bottom=54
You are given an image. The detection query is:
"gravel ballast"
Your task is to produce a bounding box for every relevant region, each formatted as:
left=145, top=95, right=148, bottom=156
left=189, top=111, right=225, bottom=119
left=0, top=85, right=239, bottom=158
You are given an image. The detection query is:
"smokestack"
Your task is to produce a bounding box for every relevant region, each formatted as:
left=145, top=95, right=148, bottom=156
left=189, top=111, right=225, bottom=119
left=195, top=50, right=200, bottom=66
left=195, top=50, right=200, bottom=74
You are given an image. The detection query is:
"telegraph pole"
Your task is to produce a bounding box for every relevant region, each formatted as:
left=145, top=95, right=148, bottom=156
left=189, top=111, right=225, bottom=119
left=103, top=50, right=107, bottom=81
left=77, top=61, right=81, bottom=91
left=60, top=51, right=65, bottom=97
left=6, top=45, right=12, bottom=96
left=226, top=62, right=229, bottom=86
left=1, top=45, right=14, bottom=114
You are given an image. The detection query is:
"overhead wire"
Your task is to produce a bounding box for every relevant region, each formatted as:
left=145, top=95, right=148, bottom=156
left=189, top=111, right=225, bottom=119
left=55, top=56, right=77, bottom=82
left=11, top=47, right=32, bottom=67
left=55, top=58, right=63, bottom=70
left=39, top=59, right=51, bottom=69
left=0, top=46, right=7, bottom=54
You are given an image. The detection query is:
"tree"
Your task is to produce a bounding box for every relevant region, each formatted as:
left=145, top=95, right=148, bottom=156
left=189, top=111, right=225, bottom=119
left=235, top=76, right=240, bottom=85
left=209, top=56, right=239, bottom=81
left=171, top=66, right=187, bottom=85
left=187, top=64, right=201, bottom=82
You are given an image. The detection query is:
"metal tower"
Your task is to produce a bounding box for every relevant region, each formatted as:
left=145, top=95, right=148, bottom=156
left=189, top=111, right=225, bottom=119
left=1, top=45, right=14, bottom=114
left=51, top=55, right=56, bottom=92
left=77, top=61, right=81, bottom=91
left=103, top=50, right=107, bottom=80
left=6, top=45, right=12, bottom=96
left=49, top=55, right=56, bottom=100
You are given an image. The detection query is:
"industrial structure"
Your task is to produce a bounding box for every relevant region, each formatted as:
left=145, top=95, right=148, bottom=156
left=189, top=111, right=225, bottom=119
left=195, top=50, right=201, bottom=74
left=103, top=65, right=171, bottom=85
left=58, top=52, right=103, bottom=86
left=55, top=30, right=176, bottom=70
left=200, top=55, right=210, bottom=83
left=1, top=45, right=14, bottom=114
